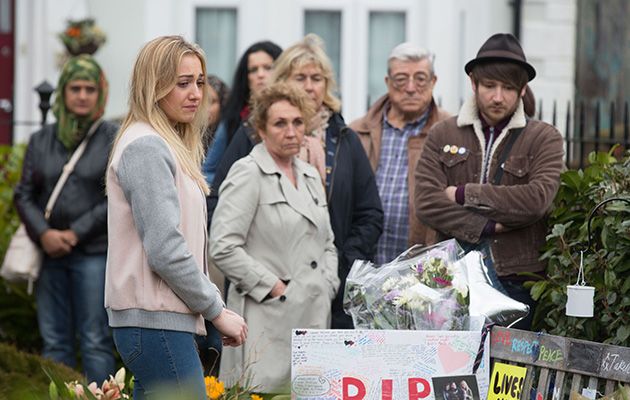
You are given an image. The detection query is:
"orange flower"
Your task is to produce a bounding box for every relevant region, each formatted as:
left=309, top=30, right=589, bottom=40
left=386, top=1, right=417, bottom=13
left=204, top=376, right=225, bottom=399
left=251, top=395, right=263, bottom=400
left=66, top=26, right=81, bottom=37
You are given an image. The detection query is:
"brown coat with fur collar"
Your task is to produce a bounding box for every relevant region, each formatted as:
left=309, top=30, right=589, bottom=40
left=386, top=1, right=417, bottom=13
left=414, top=97, right=564, bottom=275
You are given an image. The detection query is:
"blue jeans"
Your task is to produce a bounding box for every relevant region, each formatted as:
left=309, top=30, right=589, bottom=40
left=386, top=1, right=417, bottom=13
left=113, top=327, right=206, bottom=400
left=36, top=251, right=115, bottom=383
left=194, top=320, right=222, bottom=376
left=499, top=279, right=537, bottom=330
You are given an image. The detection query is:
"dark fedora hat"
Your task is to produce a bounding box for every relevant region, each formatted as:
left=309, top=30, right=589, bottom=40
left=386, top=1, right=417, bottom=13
left=465, top=33, right=536, bottom=81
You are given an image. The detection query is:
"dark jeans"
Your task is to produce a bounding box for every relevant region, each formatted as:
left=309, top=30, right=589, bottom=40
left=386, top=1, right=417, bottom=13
left=36, top=251, right=115, bottom=383
left=113, top=327, right=206, bottom=400
left=499, top=279, right=537, bottom=330
left=194, top=320, right=222, bottom=376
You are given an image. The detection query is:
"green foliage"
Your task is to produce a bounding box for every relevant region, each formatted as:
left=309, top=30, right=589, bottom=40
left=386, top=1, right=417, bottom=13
left=0, top=144, right=41, bottom=352
left=0, top=342, right=82, bottom=399
left=0, top=144, right=25, bottom=261
left=532, top=147, right=630, bottom=345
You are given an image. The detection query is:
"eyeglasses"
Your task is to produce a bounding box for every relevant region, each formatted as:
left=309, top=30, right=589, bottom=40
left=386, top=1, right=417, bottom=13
left=389, top=73, right=433, bottom=90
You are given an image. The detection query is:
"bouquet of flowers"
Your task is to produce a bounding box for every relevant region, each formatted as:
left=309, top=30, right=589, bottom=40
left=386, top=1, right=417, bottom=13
left=344, top=239, right=473, bottom=331
left=58, top=18, right=107, bottom=56
left=49, top=367, right=129, bottom=399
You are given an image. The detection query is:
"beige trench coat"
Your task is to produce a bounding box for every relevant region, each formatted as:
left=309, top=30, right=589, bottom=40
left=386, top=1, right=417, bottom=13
left=209, top=143, right=339, bottom=393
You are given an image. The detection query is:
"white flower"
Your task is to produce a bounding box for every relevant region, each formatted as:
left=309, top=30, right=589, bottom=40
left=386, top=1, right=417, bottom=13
left=114, top=367, right=126, bottom=386
left=451, top=272, right=468, bottom=297
left=399, top=274, right=419, bottom=288
left=392, top=293, right=410, bottom=307
left=382, top=276, right=400, bottom=292
left=393, top=283, right=441, bottom=309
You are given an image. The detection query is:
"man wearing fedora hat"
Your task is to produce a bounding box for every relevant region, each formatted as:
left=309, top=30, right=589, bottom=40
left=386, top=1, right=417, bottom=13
left=414, top=33, right=564, bottom=329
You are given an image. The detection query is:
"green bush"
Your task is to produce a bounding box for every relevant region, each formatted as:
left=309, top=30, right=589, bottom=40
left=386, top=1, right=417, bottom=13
left=0, top=342, right=82, bottom=399
left=0, top=144, right=41, bottom=352
left=0, top=144, right=25, bottom=260
left=531, top=148, right=630, bottom=344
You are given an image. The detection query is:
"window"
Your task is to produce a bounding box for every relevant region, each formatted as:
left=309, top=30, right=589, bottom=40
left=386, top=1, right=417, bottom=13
left=0, top=0, right=11, bottom=33
left=367, top=11, right=406, bottom=106
left=304, top=10, right=342, bottom=87
left=195, top=8, right=237, bottom=85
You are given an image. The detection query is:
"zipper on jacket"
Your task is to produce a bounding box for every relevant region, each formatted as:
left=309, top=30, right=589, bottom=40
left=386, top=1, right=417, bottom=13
left=481, top=126, right=494, bottom=183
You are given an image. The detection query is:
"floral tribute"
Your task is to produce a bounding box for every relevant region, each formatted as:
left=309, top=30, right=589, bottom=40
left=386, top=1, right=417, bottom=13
left=48, top=368, right=265, bottom=399
left=205, top=375, right=263, bottom=399
left=48, top=367, right=129, bottom=399
left=344, top=239, right=471, bottom=330
left=58, top=18, right=107, bottom=56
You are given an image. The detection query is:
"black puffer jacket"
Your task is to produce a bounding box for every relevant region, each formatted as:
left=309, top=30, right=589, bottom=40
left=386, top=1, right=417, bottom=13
left=14, top=121, right=118, bottom=254
left=207, top=113, right=383, bottom=329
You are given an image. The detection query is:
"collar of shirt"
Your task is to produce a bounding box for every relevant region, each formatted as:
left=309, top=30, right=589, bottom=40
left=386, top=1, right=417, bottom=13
left=383, top=103, right=432, bottom=135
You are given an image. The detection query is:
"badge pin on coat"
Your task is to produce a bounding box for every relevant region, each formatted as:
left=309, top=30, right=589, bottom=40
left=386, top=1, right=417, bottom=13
left=443, top=144, right=466, bottom=155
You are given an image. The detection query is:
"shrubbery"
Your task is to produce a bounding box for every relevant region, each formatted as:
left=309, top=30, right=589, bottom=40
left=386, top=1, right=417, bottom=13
left=0, top=144, right=41, bottom=352
left=0, top=342, right=82, bottom=399
left=531, top=148, right=630, bottom=345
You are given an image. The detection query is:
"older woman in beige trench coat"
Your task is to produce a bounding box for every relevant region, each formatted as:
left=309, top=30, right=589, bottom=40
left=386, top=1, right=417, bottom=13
left=209, top=82, right=339, bottom=394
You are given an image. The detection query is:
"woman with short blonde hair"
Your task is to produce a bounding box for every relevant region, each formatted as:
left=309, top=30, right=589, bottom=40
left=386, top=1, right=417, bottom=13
left=271, top=33, right=341, bottom=113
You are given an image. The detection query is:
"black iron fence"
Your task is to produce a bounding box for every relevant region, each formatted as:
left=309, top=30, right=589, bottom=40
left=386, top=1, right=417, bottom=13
left=537, top=99, right=630, bottom=169
left=4, top=90, right=630, bottom=169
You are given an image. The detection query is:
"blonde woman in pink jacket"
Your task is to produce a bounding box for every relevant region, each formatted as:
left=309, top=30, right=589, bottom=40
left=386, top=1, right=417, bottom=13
left=105, top=36, right=247, bottom=399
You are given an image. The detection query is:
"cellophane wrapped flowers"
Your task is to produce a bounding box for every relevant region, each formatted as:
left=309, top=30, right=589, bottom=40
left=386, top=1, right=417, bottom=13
left=343, top=239, right=472, bottom=331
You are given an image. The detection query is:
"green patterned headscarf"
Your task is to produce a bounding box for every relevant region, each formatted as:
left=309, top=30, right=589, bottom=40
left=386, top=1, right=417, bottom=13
left=52, top=55, right=108, bottom=149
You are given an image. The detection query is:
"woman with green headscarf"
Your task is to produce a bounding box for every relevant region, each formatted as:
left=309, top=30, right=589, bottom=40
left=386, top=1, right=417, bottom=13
left=14, top=54, right=117, bottom=383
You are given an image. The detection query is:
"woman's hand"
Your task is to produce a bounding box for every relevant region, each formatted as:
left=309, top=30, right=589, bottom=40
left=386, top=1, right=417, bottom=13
left=270, top=279, right=287, bottom=298
left=40, top=229, right=77, bottom=258
left=212, top=308, right=248, bottom=347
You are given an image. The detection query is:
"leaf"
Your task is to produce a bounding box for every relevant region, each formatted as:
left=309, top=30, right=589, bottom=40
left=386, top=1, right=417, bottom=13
left=561, top=170, right=584, bottom=190
left=550, top=224, right=566, bottom=237
left=530, top=281, right=548, bottom=301
left=49, top=382, right=59, bottom=400
left=42, top=366, right=73, bottom=398
left=616, top=325, right=630, bottom=342
left=607, top=292, right=618, bottom=305
left=605, top=270, right=617, bottom=287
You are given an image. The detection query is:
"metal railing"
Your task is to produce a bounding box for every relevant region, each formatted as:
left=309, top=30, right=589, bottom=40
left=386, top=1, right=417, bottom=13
left=537, top=99, right=630, bottom=169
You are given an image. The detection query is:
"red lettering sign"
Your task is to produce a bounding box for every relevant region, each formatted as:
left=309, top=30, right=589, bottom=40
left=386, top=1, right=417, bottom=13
left=343, top=377, right=366, bottom=400
left=409, top=377, right=431, bottom=399
left=382, top=379, right=393, bottom=400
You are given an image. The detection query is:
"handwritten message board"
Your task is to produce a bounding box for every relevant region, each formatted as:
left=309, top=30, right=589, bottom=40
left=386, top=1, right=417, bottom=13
left=487, top=362, right=527, bottom=400
left=291, top=329, right=489, bottom=400
left=490, top=327, right=630, bottom=383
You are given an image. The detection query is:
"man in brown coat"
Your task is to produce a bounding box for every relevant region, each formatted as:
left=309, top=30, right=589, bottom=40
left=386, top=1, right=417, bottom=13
left=350, top=42, right=449, bottom=264
left=415, top=33, right=564, bottom=329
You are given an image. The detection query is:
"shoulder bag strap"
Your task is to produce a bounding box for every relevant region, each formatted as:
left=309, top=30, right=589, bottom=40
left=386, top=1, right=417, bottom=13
left=44, top=119, right=104, bottom=220
left=491, top=121, right=527, bottom=185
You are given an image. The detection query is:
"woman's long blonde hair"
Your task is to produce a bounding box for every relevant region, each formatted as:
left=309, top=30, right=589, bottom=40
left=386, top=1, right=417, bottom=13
left=112, top=35, right=210, bottom=194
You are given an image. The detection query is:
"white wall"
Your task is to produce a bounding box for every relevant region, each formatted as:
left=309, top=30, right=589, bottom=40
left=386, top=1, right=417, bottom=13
left=14, top=0, right=88, bottom=143
left=522, top=0, right=577, bottom=135
left=426, top=0, right=512, bottom=114
left=87, top=0, right=146, bottom=121
left=13, top=0, right=576, bottom=143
